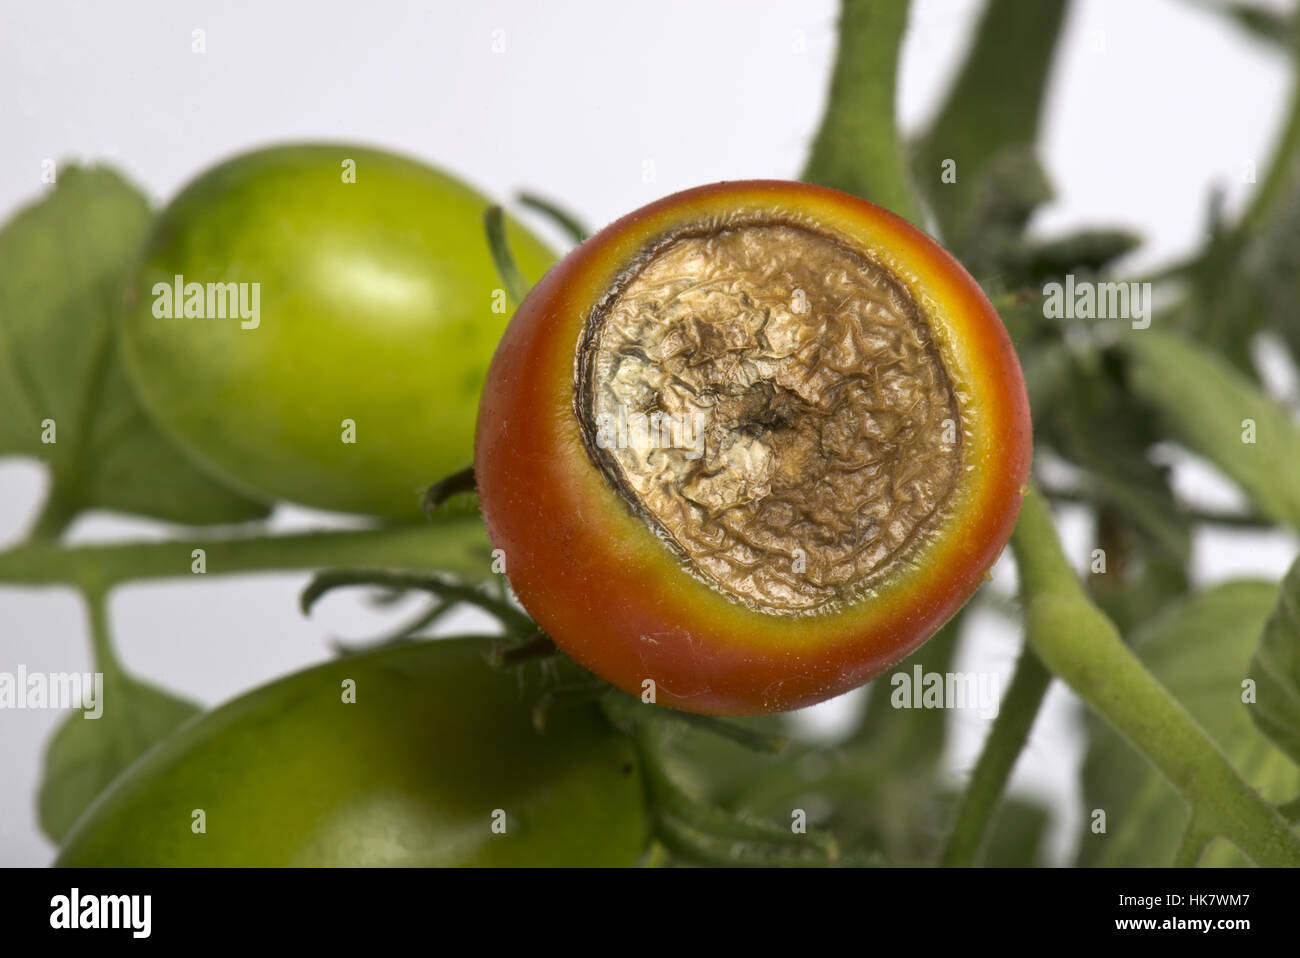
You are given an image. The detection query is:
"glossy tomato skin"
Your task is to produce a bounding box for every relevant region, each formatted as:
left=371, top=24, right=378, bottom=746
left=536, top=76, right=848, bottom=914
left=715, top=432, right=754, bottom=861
left=55, top=639, right=648, bottom=867
left=476, top=180, right=1031, bottom=717
left=119, top=144, right=555, bottom=519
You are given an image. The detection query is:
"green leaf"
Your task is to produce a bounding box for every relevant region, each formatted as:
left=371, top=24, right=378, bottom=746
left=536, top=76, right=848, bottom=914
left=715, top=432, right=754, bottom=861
left=1235, top=184, right=1300, bottom=365
left=1119, top=329, right=1300, bottom=528
left=949, top=148, right=1056, bottom=280
left=1185, top=1, right=1293, bottom=47
left=912, top=0, right=1071, bottom=246
left=0, top=166, right=270, bottom=532
left=965, top=149, right=1056, bottom=236
left=803, top=0, right=922, bottom=221
left=1039, top=349, right=1191, bottom=561
left=1242, top=7, right=1300, bottom=229
left=1249, top=555, right=1300, bottom=766
left=1179, top=192, right=1263, bottom=375
left=1077, top=581, right=1300, bottom=866
left=38, top=676, right=200, bottom=843
left=1003, top=228, right=1143, bottom=284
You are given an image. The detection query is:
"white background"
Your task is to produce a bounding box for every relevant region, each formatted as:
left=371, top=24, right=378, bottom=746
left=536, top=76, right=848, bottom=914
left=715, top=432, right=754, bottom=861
left=1, top=0, right=1297, bottom=866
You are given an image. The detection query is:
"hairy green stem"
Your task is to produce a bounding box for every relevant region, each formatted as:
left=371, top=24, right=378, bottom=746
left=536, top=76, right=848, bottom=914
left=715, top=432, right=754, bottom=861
left=81, top=586, right=143, bottom=761
left=421, top=466, right=476, bottom=514
left=1278, top=796, right=1300, bottom=823
left=802, top=0, right=922, bottom=221
left=301, top=568, right=532, bottom=636
left=646, top=709, right=788, bottom=755
left=0, top=519, right=492, bottom=593
left=24, top=482, right=80, bottom=543
left=1244, top=20, right=1300, bottom=227
left=634, top=723, right=840, bottom=866
left=940, top=646, right=1052, bottom=866
left=600, top=690, right=789, bottom=754
left=82, top=586, right=122, bottom=680
left=1174, top=818, right=1211, bottom=868
left=330, top=597, right=457, bottom=655
left=1014, top=484, right=1300, bottom=867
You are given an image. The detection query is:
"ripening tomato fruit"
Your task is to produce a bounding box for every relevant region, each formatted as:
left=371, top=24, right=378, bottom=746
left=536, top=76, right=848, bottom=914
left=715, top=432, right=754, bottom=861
left=55, top=639, right=648, bottom=866
left=475, top=181, right=1031, bottom=716
left=119, top=144, right=555, bottom=519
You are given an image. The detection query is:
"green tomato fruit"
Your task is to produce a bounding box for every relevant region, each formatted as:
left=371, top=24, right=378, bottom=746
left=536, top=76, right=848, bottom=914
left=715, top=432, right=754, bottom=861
left=119, top=144, right=556, bottom=518
left=55, top=639, right=648, bottom=867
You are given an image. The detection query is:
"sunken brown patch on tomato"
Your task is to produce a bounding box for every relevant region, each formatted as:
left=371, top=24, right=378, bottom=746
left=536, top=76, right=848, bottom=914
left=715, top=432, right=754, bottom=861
left=575, top=217, right=963, bottom=614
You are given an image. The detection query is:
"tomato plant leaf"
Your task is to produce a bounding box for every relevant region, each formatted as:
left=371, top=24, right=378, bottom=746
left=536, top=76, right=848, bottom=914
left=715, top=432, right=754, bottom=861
left=912, top=0, right=1070, bottom=247
left=1248, top=555, right=1300, bottom=767
left=0, top=166, right=270, bottom=531
left=1003, top=228, right=1143, bottom=284
left=1038, top=349, right=1191, bottom=561
left=1186, top=1, right=1292, bottom=47
left=38, top=676, right=200, bottom=843
left=1241, top=10, right=1300, bottom=229
left=1119, top=328, right=1300, bottom=529
left=1077, top=581, right=1300, bottom=866
left=650, top=611, right=967, bottom=866
left=1235, top=185, right=1300, bottom=366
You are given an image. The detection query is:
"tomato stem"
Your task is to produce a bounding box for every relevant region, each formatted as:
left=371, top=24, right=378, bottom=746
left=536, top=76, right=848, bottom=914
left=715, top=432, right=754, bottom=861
left=24, top=481, right=79, bottom=544
left=329, top=598, right=457, bottom=656
left=81, top=587, right=150, bottom=763
left=489, top=631, right=558, bottom=667
left=1278, top=797, right=1300, bottom=823
left=802, top=0, right=921, bottom=222
left=1173, top=819, right=1211, bottom=868
left=82, top=586, right=123, bottom=682
left=633, top=722, right=841, bottom=867
left=600, top=692, right=789, bottom=754
left=483, top=205, right=530, bottom=305
left=421, top=466, right=477, bottom=515
left=654, top=709, right=788, bottom=755
left=939, top=644, right=1052, bottom=867
left=301, top=568, right=535, bottom=637
left=1242, top=18, right=1300, bottom=229
left=0, top=519, right=492, bottom=592
left=516, top=192, right=590, bottom=245
left=1012, top=484, right=1300, bottom=867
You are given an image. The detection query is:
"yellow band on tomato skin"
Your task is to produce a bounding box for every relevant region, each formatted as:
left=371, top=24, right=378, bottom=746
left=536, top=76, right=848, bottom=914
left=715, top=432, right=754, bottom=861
left=476, top=180, right=1031, bottom=716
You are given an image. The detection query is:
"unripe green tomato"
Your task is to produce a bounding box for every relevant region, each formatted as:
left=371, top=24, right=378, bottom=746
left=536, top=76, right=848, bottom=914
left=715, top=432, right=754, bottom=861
left=119, top=144, right=556, bottom=518
left=55, top=639, right=648, bottom=867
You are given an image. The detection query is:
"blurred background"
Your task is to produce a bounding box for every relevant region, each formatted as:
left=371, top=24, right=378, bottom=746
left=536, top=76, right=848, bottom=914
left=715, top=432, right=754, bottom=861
left=2, top=0, right=1296, bottom=866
